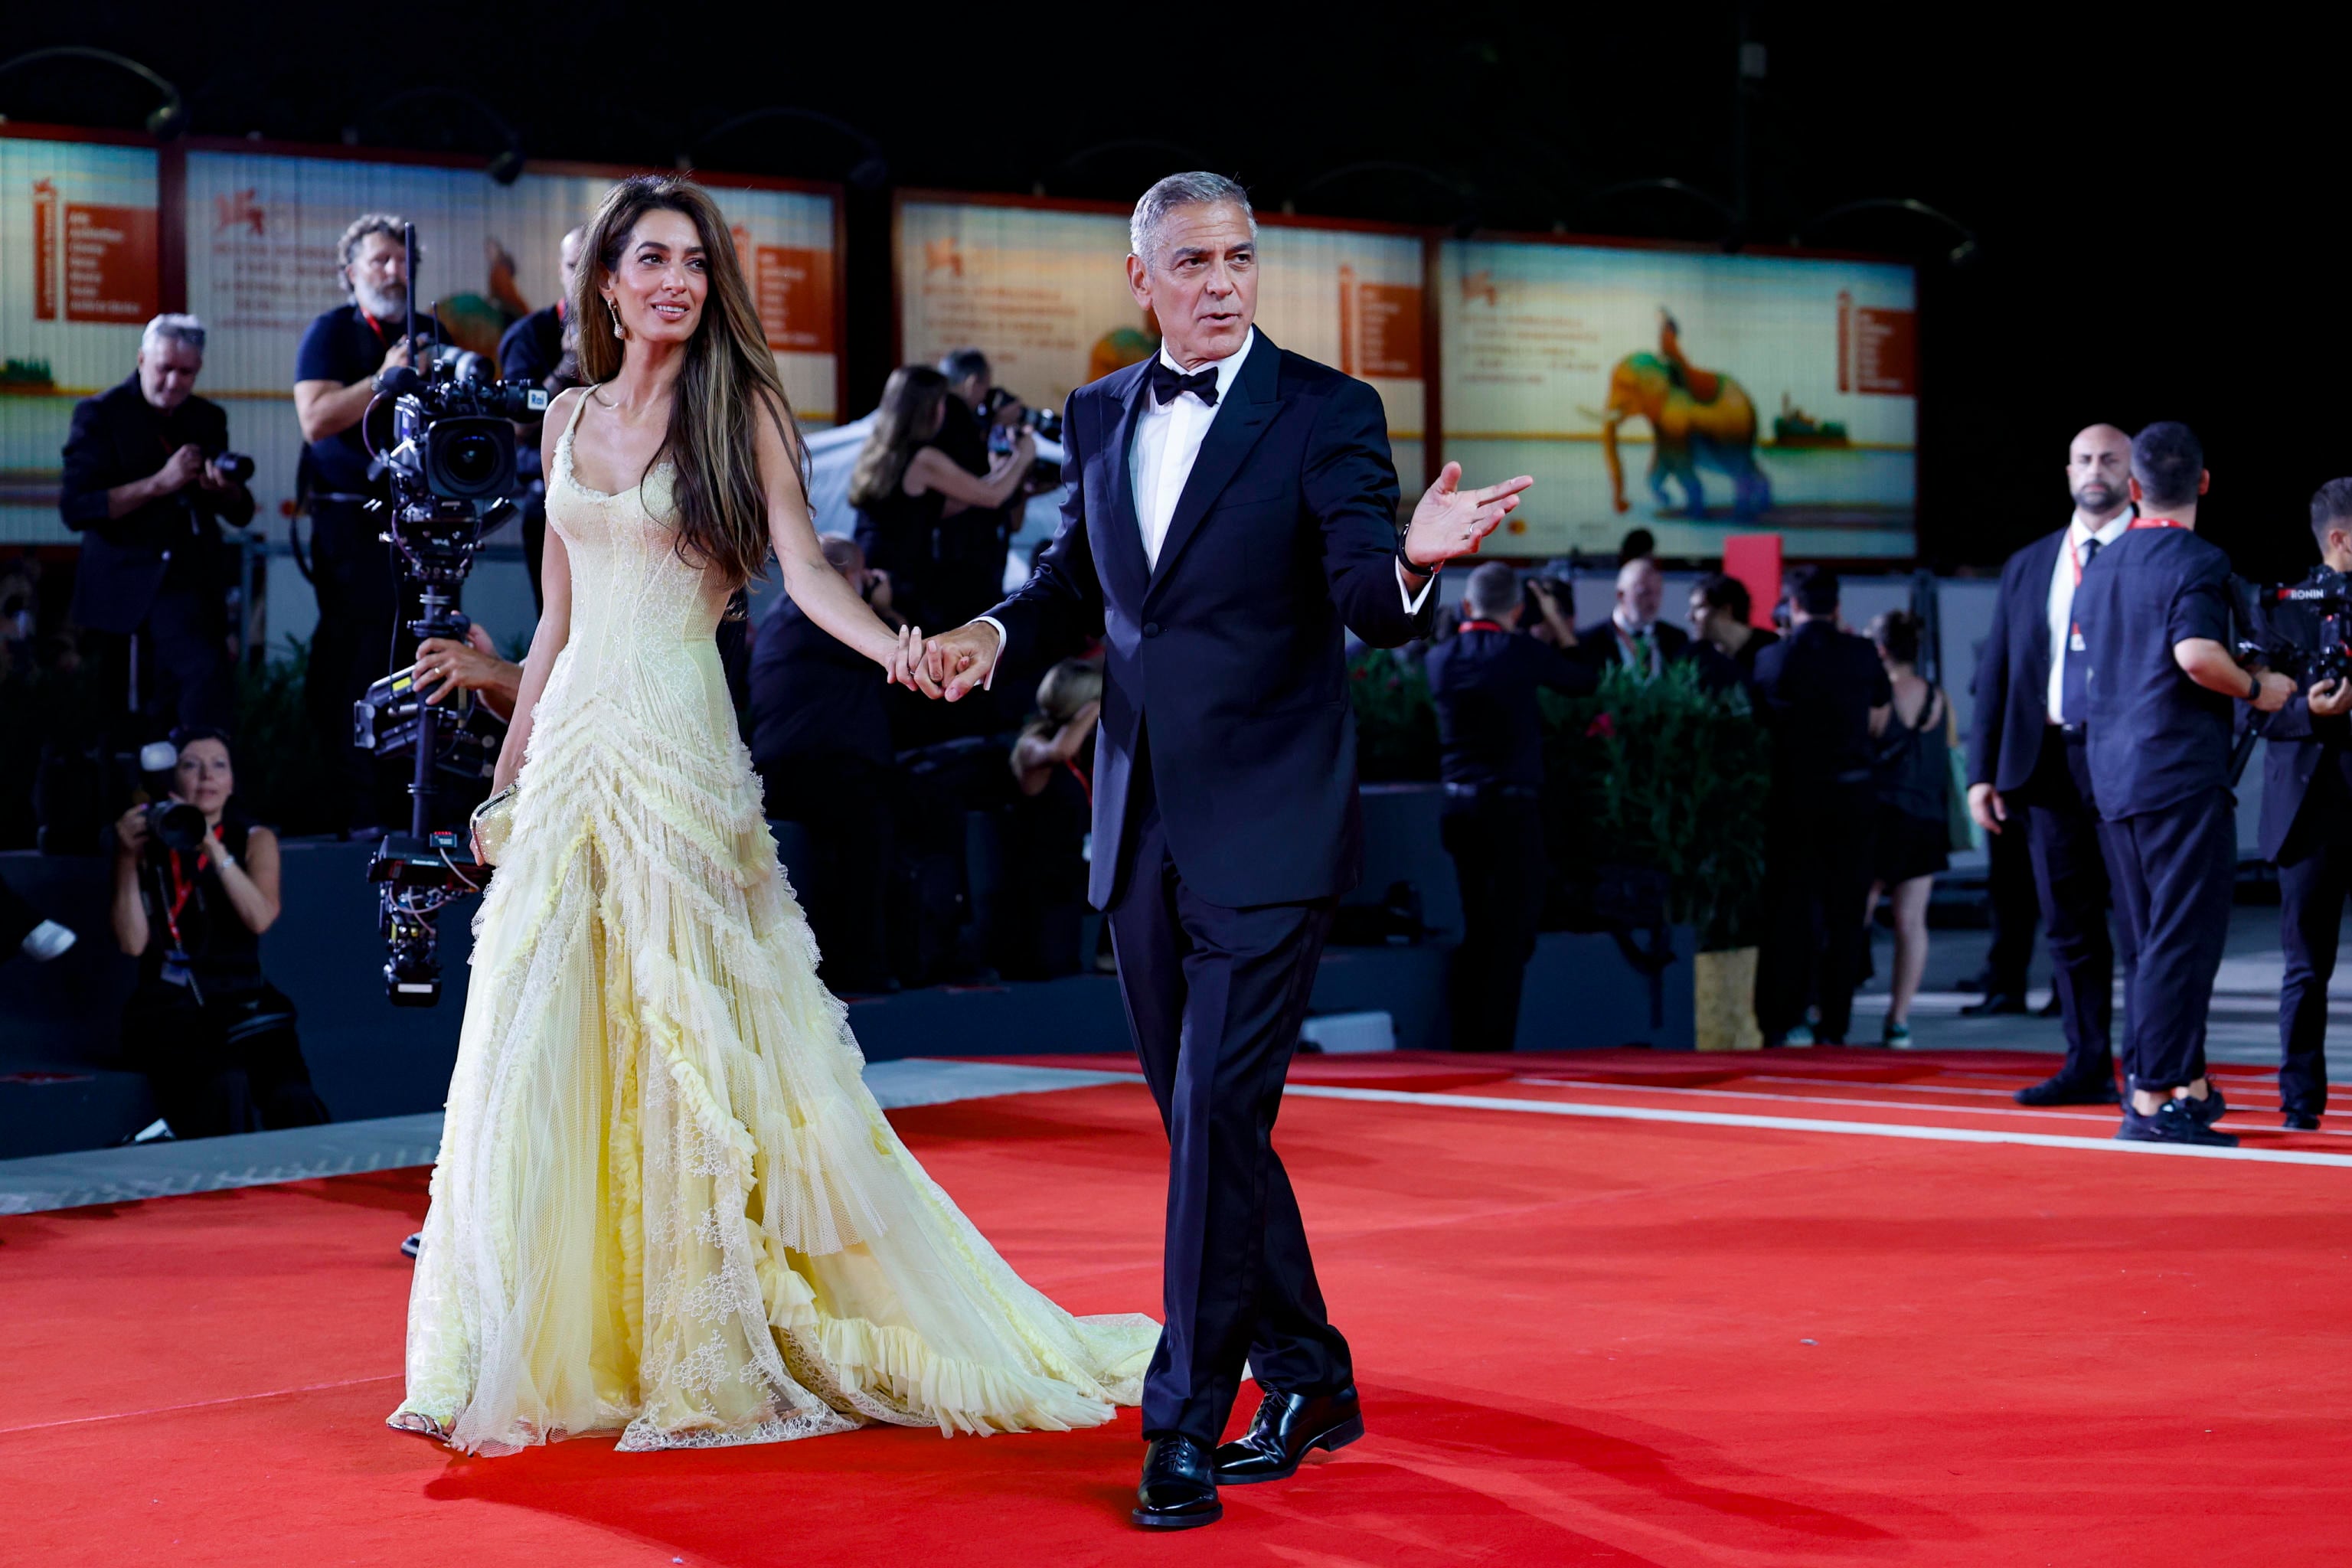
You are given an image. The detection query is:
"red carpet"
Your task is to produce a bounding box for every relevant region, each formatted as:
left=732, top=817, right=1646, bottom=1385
left=6, top=1054, right=2350, bottom=1565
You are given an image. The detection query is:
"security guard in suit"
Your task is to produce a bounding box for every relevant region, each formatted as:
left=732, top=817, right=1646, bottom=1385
left=2255, top=478, right=2352, bottom=1130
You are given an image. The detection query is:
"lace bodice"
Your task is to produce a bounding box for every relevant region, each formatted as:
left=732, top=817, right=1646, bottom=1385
left=541, top=394, right=737, bottom=746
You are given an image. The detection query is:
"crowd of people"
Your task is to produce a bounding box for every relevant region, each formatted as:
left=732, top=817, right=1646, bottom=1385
left=11, top=198, right=2348, bottom=1156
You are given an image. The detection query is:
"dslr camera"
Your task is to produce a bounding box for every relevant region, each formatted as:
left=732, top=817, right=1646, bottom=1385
left=978, top=386, right=1064, bottom=488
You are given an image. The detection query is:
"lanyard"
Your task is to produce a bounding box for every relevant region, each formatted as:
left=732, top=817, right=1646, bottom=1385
left=1459, top=619, right=1504, bottom=634
left=2129, top=517, right=2188, bottom=530
left=361, top=309, right=392, bottom=345
left=1062, top=758, right=1093, bottom=805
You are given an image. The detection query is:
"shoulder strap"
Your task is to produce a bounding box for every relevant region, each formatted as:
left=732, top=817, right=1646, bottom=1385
left=563, top=386, right=596, bottom=439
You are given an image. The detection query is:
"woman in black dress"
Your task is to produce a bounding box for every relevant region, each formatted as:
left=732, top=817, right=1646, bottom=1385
left=1864, top=611, right=1955, bottom=1047
left=845, top=365, right=1033, bottom=628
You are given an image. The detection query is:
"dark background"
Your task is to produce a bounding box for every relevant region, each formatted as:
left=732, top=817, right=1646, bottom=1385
left=8, top=2, right=2344, bottom=580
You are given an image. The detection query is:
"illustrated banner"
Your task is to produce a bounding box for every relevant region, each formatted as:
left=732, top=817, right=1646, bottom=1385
left=898, top=201, right=1426, bottom=485
left=0, top=138, right=160, bottom=543
left=1439, top=238, right=1918, bottom=560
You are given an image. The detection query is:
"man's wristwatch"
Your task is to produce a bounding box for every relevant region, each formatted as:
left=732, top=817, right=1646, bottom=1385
left=2246, top=668, right=2262, bottom=702
left=1399, top=540, right=1440, bottom=583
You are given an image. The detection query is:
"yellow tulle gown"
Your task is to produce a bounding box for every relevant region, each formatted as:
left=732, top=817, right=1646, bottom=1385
left=390, top=396, right=1156, bottom=1455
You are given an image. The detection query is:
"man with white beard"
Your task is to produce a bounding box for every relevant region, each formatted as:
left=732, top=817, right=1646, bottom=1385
left=293, top=214, right=442, bottom=831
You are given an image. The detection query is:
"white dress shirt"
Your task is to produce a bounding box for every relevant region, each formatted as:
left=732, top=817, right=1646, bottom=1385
left=973, top=326, right=1433, bottom=677
left=2044, top=508, right=2135, bottom=724
left=1609, top=608, right=1665, bottom=675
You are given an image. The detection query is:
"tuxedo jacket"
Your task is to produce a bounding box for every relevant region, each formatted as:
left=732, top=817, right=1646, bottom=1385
left=1967, top=528, right=2069, bottom=795
left=985, top=332, right=1430, bottom=909
left=1573, top=617, right=1690, bottom=675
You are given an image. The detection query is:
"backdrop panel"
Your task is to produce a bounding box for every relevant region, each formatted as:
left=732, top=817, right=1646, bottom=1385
left=182, top=149, right=841, bottom=593
left=0, top=135, right=160, bottom=544
left=1439, top=237, right=1917, bottom=560
left=896, top=198, right=1426, bottom=489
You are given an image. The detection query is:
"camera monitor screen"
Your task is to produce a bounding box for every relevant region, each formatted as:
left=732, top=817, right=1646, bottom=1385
left=1438, top=237, right=1918, bottom=561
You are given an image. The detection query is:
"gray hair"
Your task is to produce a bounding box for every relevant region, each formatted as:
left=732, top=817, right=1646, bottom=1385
left=1465, top=561, right=1520, bottom=618
left=1129, top=172, right=1256, bottom=264
left=337, top=213, right=413, bottom=295
left=140, top=313, right=206, bottom=356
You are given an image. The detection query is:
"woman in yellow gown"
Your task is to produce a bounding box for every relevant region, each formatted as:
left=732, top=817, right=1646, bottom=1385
left=390, top=175, right=1155, bottom=1455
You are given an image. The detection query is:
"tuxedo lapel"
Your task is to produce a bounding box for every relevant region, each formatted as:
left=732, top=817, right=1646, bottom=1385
left=1092, top=359, right=1156, bottom=612
left=1147, top=332, right=1283, bottom=597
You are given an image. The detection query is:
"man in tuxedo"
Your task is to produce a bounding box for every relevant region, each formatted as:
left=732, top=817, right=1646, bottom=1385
left=1577, top=555, right=1690, bottom=678
left=1965, top=424, right=2138, bottom=1105
left=918, top=172, right=1528, bottom=1530
left=2254, top=478, right=2352, bottom=1129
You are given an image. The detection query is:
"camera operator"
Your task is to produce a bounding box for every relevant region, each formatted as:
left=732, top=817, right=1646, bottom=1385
left=495, top=226, right=587, bottom=612
left=1426, top=562, right=1591, bottom=1051
left=413, top=621, right=521, bottom=721
left=292, top=214, right=441, bottom=831
left=2075, top=422, right=2292, bottom=1145
left=2252, top=478, right=2352, bottom=1130
left=59, top=313, right=254, bottom=732
left=109, top=728, right=329, bottom=1139
left=848, top=365, right=1034, bottom=630
left=1751, top=566, right=1892, bottom=1047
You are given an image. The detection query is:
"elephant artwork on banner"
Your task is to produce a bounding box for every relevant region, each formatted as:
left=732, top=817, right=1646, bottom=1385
left=1594, top=309, right=1772, bottom=521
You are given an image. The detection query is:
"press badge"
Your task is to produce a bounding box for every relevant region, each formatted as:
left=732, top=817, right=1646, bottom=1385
left=2070, top=630, right=2086, bottom=652
left=159, top=947, right=194, bottom=988
left=1081, top=831, right=1093, bottom=864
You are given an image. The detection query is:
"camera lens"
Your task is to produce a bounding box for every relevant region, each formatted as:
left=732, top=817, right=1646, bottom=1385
left=446, top=433, right=500, bottom=487
left=147, top=802, right=207, bottom=854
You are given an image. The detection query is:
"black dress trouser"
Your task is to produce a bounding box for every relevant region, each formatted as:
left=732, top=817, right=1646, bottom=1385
left=1105, top=753, right=1351, bottom=1447
left=2276, top=840, right=2349, bottom=1119
left=1442, top=791, right=1545, bottom=1052
left=305, top=500, right=408, bottom=830
left=2102, top=787, right=2236, bottom=1093
left=2022, top=733, right=2135, bottom=1086
left=1980, top=803, right=2040, bottom=996
left=1758, top=778, right=1877, bottom=1042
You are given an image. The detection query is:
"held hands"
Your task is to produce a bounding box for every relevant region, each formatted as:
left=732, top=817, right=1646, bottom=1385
left=2309, top=677, right=2352, bottom=718
left=920, top=622, right=1003, bottom=704
left=884, top=622, right=943, bottom=697
left=1403, top=462, right=1534, bottom=572
left=1968, top=782, right=2007, bottom=835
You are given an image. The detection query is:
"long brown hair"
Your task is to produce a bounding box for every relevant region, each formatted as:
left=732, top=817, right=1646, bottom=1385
left=575, top=173, right=803, bottom=587
left=846, top=365, right=949, bottom=511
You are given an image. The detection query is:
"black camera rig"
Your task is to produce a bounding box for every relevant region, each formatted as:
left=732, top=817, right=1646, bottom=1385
left=2226, top=564, right=2352, bottom=786
left=356, top=221, right=547, bottom=1007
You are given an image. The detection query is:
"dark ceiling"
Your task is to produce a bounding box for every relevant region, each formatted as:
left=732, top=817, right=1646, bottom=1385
left=8, top=2, right=2344, bottom=577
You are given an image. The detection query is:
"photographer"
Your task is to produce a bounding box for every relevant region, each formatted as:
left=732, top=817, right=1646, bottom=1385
left=848, top=365, right=1034, bottom=630
left=1426, top=562, right=1591, bottom=1051
left=931, top=348, right=1027, bottom=629
left=2254, top=477, right=2352, bottom=1130
left=292, top=214, right=441, bottom=831
left=496, top=226, right=587, bottom=612
left=109, top=729, right=329, bottom=1139
left=59, top=313, right=254, bottom=732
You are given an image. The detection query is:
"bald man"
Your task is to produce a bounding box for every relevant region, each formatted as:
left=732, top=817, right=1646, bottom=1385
left=1965, top=424, right=2140, bottom=1105
left=1574, top=555, right=1691, bottom=675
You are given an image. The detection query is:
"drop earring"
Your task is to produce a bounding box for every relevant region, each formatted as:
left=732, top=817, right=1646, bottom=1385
left=605, top=297, right=626, bottom=340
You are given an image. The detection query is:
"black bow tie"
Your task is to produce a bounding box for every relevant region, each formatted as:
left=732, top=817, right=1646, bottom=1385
left=1149, top=361, right=1220, bottom=407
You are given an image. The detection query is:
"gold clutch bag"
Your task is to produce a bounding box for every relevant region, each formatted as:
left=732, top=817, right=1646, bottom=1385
left=470, top=784, right=519, bottom=867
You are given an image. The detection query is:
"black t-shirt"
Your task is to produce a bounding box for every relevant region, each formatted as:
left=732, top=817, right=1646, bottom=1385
left=1751, top=620, right=1893, bottom=786
left=2078, top=524, right=2234, bottom=819
left=1424, top=625, right=1596, bottom=788
left=295, top=302, right=436, bottom=497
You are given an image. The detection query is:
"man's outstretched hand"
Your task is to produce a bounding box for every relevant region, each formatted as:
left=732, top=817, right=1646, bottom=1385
left=922, top=622, right=1003, bottom=702
left=1403, top=462, right=1534, bottom=571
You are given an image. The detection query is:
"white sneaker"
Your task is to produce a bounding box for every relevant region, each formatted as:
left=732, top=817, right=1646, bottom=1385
left=21, top=920, right=75, bottom=962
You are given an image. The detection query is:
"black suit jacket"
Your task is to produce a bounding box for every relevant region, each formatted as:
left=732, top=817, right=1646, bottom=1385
left=2256, top=696, right=2344, bottom=864
left=59, top=377, right=254, bottom=634
left=985, top=332, right=1429, bottom=909
left=1966, top=528, right=2066, bottom=795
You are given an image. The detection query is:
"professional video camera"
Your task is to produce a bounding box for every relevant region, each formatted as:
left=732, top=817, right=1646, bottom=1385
left=356, top=221, right=547, bottom=1008
left=2223, top=564, right=2352, bottom=786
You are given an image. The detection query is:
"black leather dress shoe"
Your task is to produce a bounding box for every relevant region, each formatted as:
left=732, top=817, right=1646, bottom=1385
left=2285, top=1111, right=2321, bottom=1132
left=1134, top=1436, right=1221, bottom=1530
left=1213, top=1387, right=1365, bottom=1485
left=2014, top=1073, right=2121, bottom=1107
left=1962, top=992, right=2028, bottom=1018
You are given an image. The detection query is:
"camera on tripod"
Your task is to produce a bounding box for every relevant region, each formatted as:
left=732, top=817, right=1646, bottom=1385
left=355, top=221, right=547, bottom=1008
